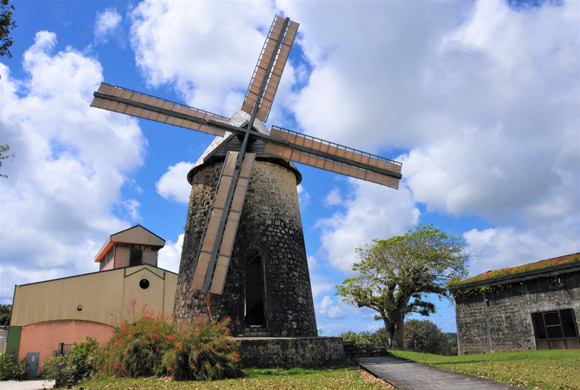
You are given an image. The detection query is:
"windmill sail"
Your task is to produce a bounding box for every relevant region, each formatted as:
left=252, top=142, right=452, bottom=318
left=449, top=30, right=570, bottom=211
left=191, top=151, right=256, bottom=294
left=241, top=16, right=299, bottom=122
left=265, top=126, right=402, bottom=189
left=91, top=83, right=229, bottom=137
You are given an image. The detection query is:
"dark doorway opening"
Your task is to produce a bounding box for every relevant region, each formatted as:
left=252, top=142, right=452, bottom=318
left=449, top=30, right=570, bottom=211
left=245, top=248, right=266, bottom=327
left=531, top=308, right=580, bottom=350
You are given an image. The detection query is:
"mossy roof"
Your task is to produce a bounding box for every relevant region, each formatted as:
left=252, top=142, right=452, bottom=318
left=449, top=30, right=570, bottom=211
left=449, top=252, right=580, bottom=290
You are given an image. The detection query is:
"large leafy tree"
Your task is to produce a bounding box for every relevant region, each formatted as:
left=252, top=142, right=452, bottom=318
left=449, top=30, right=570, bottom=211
left=0, top=0, right=16, bottom=58
left=336, top=225, right=468, bottom=349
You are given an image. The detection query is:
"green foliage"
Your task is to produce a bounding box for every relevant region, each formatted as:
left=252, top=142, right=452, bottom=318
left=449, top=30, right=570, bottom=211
left=0, top=304, right=11, bottom=326
left=403, top=320, right=451, bottom=355
left=42, top=356, right=74, bottom=388
left=336, top=224, right=468, bottom=349
left=0, top=0, right=16, bottom=58
left=71, top=337, right=100, bottom=381
left=0, top=353, right=27, bottom=381
left=390, top=349, right=580, bottom=390
left=340, top=331, right=373, bottom=344
left=0, top=144, right=15, bottom=178
left=41, top=337, right=100, bottom=387
left=100, top=304, right=242, bottom=380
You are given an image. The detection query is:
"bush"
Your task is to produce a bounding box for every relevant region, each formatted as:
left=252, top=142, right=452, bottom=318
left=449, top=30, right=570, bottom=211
left=100, top=305, right=242, bottom=380
left=41, top=356, right=74, bottom=388
left=340, top=331, right=374, bottom=345
left=41, top=337, right=100, bottom=387
left=0, top=353, right=27, bottom=381
left=70, top=337, right=100, bottom=381
left=404, top=319, right=451, bottom=355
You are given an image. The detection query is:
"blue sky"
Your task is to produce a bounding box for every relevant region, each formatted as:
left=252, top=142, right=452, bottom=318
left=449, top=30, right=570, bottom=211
left=0, top=0, right=578, bottom=336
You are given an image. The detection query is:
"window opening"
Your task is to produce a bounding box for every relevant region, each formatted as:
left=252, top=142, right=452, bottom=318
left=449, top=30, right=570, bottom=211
left=531, top=308, right=579, bottom=350
left=130, top=247, right=143, bottom=267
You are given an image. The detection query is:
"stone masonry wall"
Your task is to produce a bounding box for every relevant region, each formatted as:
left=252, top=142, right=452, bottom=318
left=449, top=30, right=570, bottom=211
left=173, top=158, right=317, bottom=337
left=454, top=270, right=580, bottom=354
left=237, top=337, right=345, bottom=368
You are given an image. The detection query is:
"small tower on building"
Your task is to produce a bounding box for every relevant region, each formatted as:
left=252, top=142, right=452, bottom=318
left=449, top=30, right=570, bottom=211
left=95, top=225, right=165, bottom=271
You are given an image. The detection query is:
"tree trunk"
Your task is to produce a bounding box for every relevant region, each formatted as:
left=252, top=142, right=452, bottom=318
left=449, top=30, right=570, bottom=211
left=383, top=313, right=405, bottom=350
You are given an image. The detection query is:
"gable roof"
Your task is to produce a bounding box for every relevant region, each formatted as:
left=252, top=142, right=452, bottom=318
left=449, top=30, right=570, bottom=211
left=449, top=252, right=580, bottom=290
left=94, top=225, right=165, bottom=263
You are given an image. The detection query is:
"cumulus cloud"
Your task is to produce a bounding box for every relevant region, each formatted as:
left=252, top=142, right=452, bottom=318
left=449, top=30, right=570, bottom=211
left=95, top=8, right=122, bottom=43
left=316, top=180, right=420, bottom=273
left=464, top=223, right=580, bottom=277
left=158, top=233, right=184, bottom=273
left=156, top=161, right=193, bottom=204
left=317, top=295, right=345, bottom=320
left=129, top=0, right=277, bottom=116
left=0, top=31, right=146, bottom=301
left=285, top=0, right=579, bottom=275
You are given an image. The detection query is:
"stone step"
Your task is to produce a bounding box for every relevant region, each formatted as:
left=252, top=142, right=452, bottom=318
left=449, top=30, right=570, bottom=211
left=243, top=327, right=270, bottom=337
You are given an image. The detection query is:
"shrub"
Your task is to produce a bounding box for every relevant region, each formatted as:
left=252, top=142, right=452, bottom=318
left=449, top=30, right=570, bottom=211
left=0, top=353, right=27, bottom=381
left=100, top=305, right=242, bottom=380
left=41, top=356, right=74, bottom=388
left=41, top=337, right=100, bottom=387
left=340, top=330, right=374, bottom=345
left=404, top=319, right=451, bottom=355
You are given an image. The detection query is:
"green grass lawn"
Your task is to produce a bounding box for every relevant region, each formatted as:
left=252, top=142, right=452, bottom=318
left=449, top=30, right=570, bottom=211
left=390, top=349, right=580, bottom=390
left=75, top=360, right=392, bottom=389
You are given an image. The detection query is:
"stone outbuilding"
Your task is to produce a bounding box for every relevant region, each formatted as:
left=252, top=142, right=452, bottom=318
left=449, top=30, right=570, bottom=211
left=6, top=225, right=177, bottom=376
left=450, top=253, right=580, bottom=355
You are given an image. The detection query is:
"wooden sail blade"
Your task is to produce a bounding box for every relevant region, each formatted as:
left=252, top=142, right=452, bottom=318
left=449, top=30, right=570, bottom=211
left=191, top=152, right=256, bottom=294
left=241, top=16, right=299, bottom=123
left=256, top=21, right=298, bottom=122
left=91, top=82, right=228, bottom=137
left=191, top=152, right=239, bottom=291
left=209, top=153, right=255, bottom=295
left=265, top=127, right=402, bottom=189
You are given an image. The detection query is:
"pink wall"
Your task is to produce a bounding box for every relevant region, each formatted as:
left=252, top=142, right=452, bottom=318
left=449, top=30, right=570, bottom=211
left=19, top=320, right=115, bottom=370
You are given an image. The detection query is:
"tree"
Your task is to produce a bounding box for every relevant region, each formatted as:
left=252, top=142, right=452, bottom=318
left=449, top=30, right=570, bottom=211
left=0, top=144, right=14, bottom=178
left=0, top=304, right=11, bottom=326
left=336, top=225, right=468, bottom=350
left=404, top=319, right=451, bottom=355
left=0, top=0, right=17, bottom=58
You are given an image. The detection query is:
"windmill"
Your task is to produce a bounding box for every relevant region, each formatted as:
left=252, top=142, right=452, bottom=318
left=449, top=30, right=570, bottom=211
left=91, top=16, right=402, bottom=336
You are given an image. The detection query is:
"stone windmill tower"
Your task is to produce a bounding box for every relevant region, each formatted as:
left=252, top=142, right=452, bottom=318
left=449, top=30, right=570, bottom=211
left=91, top=16, right=402, bottom=337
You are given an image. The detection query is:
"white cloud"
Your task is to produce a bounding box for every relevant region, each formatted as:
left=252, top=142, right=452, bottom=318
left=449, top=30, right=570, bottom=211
left=464, top=223, right=580, bottom=277
left=95, top=8, right=122, bottom=43
left=323, top=188, right=342, bottom=207
left=286, top=0, right=579, bottom=276
left=317, top=295, right=345, bottom=320
left=0, top=31, right=146, bottom=301
left=308, top=272, right=334, bottom=301
left=156, top=161, right=193, bottom=204
left=316, top=180, right=420, bottom=273
left=129, top=0, right=276, bottom=116
left=297, top=184, right=310, bottom=211
left=158, top=233, right=184, bottom=273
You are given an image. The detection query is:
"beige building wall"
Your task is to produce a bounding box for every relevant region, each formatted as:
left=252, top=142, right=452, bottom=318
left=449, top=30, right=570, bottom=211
left=11, top=264, right=177, bottom=371
left=12, top=265, right=177, bottom=327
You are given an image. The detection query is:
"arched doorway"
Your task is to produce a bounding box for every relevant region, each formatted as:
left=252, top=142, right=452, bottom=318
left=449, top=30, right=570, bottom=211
left=245, top=247, right=266, bottom=327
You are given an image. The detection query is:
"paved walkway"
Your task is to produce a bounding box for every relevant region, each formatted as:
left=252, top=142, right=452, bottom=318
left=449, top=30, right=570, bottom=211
left=355, top=356, right=523, bottom=390
left=0, top=380, right=55, bottom=390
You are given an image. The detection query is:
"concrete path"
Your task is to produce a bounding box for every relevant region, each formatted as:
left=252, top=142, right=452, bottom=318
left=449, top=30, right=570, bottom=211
left=0, top=380, right=55, bottom=390
left=355, top=356, right=523, bottom=390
